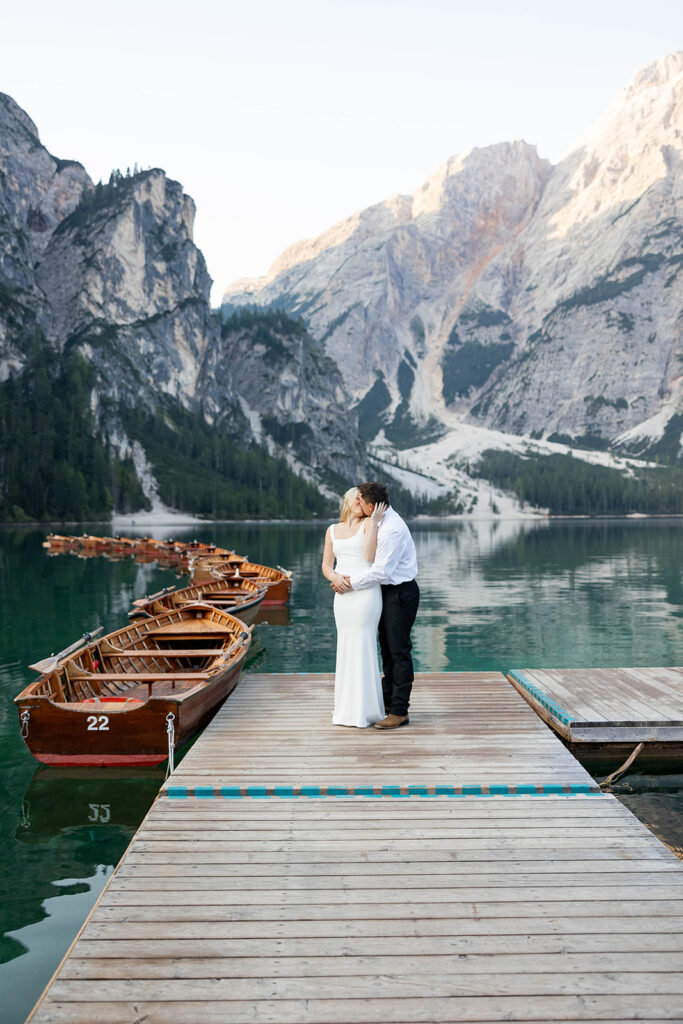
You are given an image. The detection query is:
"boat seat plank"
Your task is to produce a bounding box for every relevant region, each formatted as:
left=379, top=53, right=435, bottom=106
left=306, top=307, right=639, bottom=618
left=104, top=649, right=228, bottom=657
left=68, top=672, right=212, bottom=681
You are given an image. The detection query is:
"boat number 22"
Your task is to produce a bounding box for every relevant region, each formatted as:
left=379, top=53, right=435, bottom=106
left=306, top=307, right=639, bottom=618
left=86, top=715, right=109, bottom=731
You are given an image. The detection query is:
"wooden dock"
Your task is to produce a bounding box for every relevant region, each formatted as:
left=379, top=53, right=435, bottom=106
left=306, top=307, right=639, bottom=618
left=508, top=667, right=683, bottom=752
left=29, top=672, right=683, bottom=1023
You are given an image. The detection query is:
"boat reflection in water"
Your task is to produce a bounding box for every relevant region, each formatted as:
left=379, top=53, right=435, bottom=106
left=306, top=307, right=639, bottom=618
left=6, top=767, right=165, bottom=1024
left=17, top=765, right=164, bottom=845
left=254, top=605, right=291, bottom=627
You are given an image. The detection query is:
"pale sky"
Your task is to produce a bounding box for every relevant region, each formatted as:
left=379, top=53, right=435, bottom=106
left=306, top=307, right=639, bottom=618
left=2, top=0, right=681, bottom=303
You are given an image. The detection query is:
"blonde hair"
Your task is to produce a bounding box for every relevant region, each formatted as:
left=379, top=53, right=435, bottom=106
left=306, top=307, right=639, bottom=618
left=339, top=486, right=360, bottom=523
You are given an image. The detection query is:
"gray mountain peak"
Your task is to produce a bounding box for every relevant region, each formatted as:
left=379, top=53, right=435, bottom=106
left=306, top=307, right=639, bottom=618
left=223, top=53, right=683, bottom=455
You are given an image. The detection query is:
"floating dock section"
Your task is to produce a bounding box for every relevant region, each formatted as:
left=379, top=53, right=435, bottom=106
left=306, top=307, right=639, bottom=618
left=29, top=672, right=683, bottom=1023
left=508, top=666, right=683, bottom=755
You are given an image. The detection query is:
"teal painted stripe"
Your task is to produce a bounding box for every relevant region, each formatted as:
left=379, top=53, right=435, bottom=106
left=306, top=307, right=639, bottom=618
left=508, top=669, right=575, bottom=725
left=166, top=784, right=601, bottom=799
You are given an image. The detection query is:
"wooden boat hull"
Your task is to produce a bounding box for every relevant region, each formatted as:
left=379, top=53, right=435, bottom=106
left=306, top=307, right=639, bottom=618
left=16, top=653, right=246, bottom=767
left=192, top=561, right=292, bottom=605
left=129, top=578, right=266, bottom=626
left=15, top=605, right=250, bottom=767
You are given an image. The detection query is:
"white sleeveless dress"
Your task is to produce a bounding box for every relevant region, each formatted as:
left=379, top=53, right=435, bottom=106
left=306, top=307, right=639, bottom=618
left=331, top=523, right=384, bottom=727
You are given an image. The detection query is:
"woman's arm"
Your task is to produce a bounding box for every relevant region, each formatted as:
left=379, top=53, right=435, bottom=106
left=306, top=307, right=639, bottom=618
left=363, top=502, right=387, bottom=562
left=322, top=527, right=347, bottom=591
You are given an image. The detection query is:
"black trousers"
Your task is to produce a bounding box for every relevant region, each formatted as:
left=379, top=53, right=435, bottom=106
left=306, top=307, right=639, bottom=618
left=378, top=579, right=420, bottom=716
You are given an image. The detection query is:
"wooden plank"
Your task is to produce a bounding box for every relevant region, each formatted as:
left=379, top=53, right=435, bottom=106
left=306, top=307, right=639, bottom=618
left=89, top=897, right=682, bottom=921
left=27, top=997, right=683, bottom=1023
left=59, top=951, right=683, bottom=978
left=72, top=932, right=683, bottom=955
left=84, top=916, right=683, bottom=939
left=39, top=972, right=683, bottom=998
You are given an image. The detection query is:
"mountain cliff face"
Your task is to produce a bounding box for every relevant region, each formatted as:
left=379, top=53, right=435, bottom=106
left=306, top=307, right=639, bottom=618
left=0, top=93, right=89, bottom=379
left=0, top=99, right=366, bottom=517
left=223, top=53, right=683, bottom=456
left=201, top=310, right=365, bottom=491
left=36, top=169, right=215, bottom=409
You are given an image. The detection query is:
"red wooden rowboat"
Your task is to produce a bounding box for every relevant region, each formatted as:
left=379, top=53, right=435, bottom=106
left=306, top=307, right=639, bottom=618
left=129, top=577, right=267, bottom=626
left=191, top=559, right=292, bottom=605
left=14, top=605, right=251, bottom=768
left=42, top=534, right=80, bottom=550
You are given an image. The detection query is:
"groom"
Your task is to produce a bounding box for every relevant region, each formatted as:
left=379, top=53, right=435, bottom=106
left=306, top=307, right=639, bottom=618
left=339, top=482, right=419, bottom=729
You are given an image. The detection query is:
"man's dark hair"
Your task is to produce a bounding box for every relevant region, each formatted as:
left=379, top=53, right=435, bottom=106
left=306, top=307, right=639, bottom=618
left=357, top=481, right=390, bottom=506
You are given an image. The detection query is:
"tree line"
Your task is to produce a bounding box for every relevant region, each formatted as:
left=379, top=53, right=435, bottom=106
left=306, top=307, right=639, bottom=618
left=478, top=450, right=683, bottom=515
left=0, top=346, right=147, bottom=521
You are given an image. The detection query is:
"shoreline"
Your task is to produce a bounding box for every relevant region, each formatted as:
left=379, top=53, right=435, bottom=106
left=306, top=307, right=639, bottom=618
left=2, top=512, right=683, bottom=529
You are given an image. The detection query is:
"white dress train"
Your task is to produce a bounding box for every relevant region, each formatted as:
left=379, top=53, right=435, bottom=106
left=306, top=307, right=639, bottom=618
left=331, top=523, right=384, bottom=727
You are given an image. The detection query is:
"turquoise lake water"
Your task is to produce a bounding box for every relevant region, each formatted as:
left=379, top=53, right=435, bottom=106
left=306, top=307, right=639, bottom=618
left=1, top=518, right=682, bottom=1021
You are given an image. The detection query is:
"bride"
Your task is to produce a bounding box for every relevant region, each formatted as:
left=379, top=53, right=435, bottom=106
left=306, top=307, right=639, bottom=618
left=322, top=487, right=386, bottom=727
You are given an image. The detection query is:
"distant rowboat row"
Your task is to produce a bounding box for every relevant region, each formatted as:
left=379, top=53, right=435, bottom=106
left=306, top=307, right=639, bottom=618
left=43, top=533, right=293, bottom=605
left=14, top=535, right=294, bottom=766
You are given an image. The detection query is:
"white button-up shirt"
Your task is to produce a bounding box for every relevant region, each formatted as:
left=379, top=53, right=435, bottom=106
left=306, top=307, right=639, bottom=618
left=349, top=507, right=418, bottom=590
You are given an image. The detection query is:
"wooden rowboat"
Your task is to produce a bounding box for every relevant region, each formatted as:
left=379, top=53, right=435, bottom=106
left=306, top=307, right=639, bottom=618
left=14, top=605, right=251, bottom=767
left=191, top=559, right=292, bottom=605
left=129, top=577, right=267, bottom=626
left=78, top=534, right=112, bottom=550
left=109, top=536, right=139, bottom=553
left=180, top=547, right=246, bottom=571
left=42, top=534, right=80, bottom=549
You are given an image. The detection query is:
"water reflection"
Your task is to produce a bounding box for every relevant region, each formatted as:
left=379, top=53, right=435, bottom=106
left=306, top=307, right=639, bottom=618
left=609, top=771, right=683, bottom=858
left=1, top=765, right=162, bottom=1023
left=16, top=767, right=164, bottom=845
left=410, top=519, right=683, bottom=672
left=1, top=519, right=682, bottom=1023
left=255, top=606, right=292, bottom=627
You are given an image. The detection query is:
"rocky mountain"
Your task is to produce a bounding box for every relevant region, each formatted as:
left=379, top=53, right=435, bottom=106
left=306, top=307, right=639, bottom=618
left=201, top=309, right=363, bottom=493
left=0, top=95, right=366, bottom=519
left=2, top=55, right=681, bottom=522
left=0, top=93, right=89, bottom=380
left=223, top=53, right=683, bottom=460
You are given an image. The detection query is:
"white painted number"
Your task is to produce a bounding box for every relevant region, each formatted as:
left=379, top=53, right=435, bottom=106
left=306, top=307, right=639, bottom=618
left=86, top=715, right=109, bottom=731
left=88, top=803, right=111, bottom=824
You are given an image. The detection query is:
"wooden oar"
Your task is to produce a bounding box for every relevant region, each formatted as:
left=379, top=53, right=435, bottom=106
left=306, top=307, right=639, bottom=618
left=29, top=627, right=104, bottom=675
left=131, top=585, right=176, bottom=607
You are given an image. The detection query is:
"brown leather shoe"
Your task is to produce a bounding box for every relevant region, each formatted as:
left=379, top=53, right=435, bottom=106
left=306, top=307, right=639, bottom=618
left=374, top=714, right=409, bottom=729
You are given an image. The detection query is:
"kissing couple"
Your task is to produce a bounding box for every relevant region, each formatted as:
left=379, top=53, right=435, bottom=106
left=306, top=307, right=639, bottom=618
left=322, top=482, right=419, bottom=729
